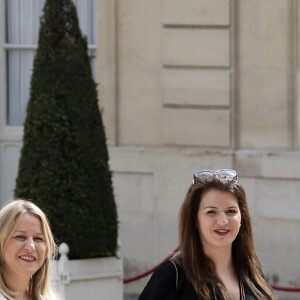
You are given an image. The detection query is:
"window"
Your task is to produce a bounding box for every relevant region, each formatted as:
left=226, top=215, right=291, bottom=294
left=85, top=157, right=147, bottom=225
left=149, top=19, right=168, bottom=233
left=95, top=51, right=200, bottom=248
left=4, top=0, right=97, bottom=126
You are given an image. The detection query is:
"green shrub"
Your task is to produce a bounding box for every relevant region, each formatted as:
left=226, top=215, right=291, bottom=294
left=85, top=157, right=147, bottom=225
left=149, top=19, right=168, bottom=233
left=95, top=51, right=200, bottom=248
left=14, top=0, right=118, bottom=259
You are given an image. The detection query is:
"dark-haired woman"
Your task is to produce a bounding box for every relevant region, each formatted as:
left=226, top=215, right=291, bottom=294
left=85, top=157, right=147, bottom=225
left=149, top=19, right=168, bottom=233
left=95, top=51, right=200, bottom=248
left=138, top=169, right=275, bottom=300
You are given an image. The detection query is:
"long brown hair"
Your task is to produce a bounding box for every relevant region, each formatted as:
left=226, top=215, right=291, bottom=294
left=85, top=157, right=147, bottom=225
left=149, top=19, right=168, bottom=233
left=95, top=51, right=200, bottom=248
left=177, top=172, right=275, bottom=300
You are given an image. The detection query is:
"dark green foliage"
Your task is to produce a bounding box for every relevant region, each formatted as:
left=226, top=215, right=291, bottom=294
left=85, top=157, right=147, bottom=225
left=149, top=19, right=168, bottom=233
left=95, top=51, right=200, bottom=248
left=14, top=0, right=118, bottom=259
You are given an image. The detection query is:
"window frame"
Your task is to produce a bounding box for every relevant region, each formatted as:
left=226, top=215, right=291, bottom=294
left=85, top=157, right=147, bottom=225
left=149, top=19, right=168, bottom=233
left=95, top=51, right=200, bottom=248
left=1, top=0, right=21, bottom=140
left=0, top=0, right=97, bottom=140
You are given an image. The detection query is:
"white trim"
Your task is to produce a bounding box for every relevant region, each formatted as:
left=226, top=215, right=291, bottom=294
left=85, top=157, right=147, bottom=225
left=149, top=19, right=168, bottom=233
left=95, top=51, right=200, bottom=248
left=4, top=44, right=37, bottom=49
left=88, top=44, right=97, bottom=50
left=0, top=0, right=7, bottom=135
left=97, top=0, right=117, bottom=145
left=0, top=126, right=24, bottom=141
left=4, top=43, right=97, bottom=50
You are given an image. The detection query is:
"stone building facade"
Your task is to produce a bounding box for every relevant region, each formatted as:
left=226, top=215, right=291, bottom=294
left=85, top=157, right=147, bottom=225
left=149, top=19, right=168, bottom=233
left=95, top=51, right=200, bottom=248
left=1, top=1, right=300, bottom=299
left=99, top=1, right=300, bottom=299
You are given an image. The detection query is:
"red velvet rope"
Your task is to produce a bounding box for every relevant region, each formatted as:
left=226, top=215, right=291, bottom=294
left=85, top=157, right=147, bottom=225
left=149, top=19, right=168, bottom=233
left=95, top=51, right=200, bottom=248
left=123, top=248, right=300, bottom=292
left=270, top=285, right=300, bottom=292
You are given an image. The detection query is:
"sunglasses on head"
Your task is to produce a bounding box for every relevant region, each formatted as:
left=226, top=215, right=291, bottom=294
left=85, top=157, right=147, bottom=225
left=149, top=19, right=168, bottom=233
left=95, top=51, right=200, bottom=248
left=192, top=169, right=238, bottom=185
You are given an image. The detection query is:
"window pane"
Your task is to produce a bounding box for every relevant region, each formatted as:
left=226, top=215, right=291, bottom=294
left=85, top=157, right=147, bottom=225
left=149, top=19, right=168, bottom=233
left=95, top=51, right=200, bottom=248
left=90, top=50, right=97, bottom=79
left=73, top=0, right=97, bottom=44
left=6, top=0, right=45, bottom=44
left=7, top=50, right=35, bottom=126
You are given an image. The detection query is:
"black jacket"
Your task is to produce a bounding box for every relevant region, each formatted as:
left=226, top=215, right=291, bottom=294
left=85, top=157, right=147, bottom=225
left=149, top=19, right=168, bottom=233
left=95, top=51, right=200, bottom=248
left=138, top=261, right=258, bottom=300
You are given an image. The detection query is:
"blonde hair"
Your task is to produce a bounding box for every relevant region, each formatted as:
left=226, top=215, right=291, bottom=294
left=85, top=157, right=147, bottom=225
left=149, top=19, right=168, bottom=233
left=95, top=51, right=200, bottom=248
left=0, top=200, right=60, bottom=300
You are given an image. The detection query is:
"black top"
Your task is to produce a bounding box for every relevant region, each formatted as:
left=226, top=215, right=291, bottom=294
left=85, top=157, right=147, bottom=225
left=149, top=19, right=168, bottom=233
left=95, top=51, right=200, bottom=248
left=138, top=261, right=258, bottom=300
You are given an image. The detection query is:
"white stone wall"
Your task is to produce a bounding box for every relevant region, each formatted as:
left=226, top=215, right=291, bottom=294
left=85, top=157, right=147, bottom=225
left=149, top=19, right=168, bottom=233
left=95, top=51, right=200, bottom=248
left=96, top=0, right=300, bottom=299
left=238, top=0, right=291, bottom=149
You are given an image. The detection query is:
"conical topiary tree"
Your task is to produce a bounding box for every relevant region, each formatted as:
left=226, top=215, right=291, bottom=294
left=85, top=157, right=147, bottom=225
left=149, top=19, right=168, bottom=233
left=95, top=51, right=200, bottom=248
left=14, top=0, right=118, bottom=259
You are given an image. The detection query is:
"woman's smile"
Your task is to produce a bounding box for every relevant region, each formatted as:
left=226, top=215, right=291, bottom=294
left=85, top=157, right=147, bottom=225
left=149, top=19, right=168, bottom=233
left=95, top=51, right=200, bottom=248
left=19, top=254, right=36, bottom=262
left=213, top=229, right=230, bottom=236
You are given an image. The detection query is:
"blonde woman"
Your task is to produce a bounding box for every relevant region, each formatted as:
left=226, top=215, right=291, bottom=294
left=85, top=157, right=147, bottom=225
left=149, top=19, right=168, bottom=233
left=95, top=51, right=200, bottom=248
left=0, top=200, right=62, bottom=300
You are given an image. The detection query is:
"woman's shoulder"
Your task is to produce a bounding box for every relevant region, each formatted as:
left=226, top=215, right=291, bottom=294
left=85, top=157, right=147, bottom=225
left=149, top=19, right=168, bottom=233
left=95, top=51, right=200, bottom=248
left=158, top=260, right=179, bottom=273
left=138, top=260, right=179, bottom=300
left=156, top=259, right=186, bottom=283
left=147, top=260, right=179, bottom=286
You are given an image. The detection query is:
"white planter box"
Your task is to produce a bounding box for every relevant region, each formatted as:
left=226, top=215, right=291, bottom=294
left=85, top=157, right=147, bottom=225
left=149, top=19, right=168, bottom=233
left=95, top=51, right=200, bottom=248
left=52, top=244, right=123, bottom=300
